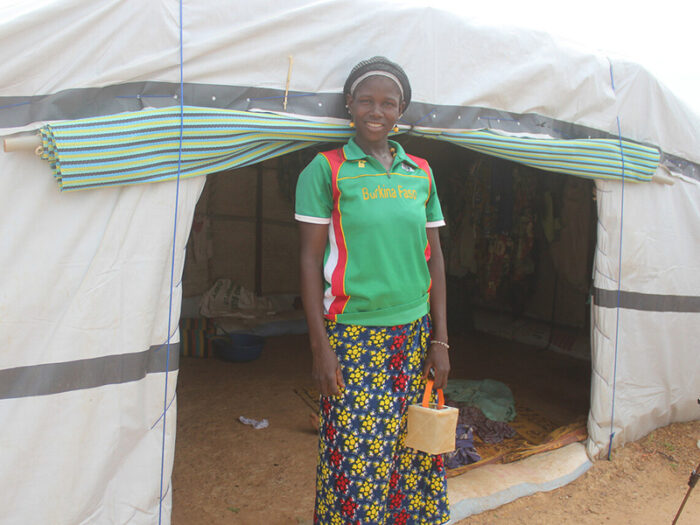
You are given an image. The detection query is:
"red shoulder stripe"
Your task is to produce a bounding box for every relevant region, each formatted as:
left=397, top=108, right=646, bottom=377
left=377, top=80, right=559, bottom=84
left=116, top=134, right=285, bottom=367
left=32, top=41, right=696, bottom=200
left=406, top=154, right=433, bottom=205
left=319, top=148, right=350, bottom=317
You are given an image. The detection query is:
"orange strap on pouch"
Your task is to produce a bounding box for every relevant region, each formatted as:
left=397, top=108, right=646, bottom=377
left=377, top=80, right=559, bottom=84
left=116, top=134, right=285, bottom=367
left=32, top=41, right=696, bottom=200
left=421, top=379, right=445, bottom=409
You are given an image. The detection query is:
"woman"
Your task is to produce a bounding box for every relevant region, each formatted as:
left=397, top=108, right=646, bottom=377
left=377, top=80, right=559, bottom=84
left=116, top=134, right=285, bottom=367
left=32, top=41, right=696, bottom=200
left=295, top=56, right=451, bottom=524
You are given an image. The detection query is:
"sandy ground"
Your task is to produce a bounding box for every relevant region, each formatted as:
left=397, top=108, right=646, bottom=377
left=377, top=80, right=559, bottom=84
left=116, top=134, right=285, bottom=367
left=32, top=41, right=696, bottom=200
left=460, top=421, right=700, bottom=525
left=171, top=332, right=700, bottom=524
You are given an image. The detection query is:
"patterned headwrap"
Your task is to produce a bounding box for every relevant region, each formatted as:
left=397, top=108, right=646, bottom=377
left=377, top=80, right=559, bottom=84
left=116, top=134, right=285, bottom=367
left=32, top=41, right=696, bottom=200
left=343, top=56, right=412, bottom=108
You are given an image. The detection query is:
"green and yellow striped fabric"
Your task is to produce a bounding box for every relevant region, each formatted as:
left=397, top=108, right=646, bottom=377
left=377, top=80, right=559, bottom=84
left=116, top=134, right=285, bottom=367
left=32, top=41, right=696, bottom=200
left=40, top=106, right=353, bottom=191
left=39, top=106, right=660, bottom=191
left=414, top=128, right=660, bottom=183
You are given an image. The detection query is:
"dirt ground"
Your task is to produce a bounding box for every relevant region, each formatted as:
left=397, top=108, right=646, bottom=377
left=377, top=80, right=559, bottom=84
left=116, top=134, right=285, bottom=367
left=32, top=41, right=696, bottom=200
left=172, top=331, right=700, bottom=524
left=463, top=420, right=700, bottom=524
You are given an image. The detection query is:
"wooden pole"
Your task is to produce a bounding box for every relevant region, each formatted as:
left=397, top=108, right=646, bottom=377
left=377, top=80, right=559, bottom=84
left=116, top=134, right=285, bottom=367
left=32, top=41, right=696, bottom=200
left=283, top=55, right=294, bottom=111
left=671, top=459, right=700, bottom=525
left=651, top=165, right=675, bottom=185
left=3, top=134, right=42, bottom=154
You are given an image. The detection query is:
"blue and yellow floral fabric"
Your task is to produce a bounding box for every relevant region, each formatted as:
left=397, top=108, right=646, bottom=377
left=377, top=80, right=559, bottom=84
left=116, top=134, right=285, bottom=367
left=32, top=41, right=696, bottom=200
left=314, top=315, right=450, bottom=525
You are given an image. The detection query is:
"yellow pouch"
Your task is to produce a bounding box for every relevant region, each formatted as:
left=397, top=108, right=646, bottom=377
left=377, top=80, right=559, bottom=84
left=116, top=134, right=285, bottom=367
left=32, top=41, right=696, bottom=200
left=405, top=379, right=459, bottom=455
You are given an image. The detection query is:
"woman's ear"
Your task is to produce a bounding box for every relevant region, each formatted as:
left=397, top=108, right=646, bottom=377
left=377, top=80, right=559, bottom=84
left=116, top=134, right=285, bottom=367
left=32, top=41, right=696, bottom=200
left=399, top=100, right=407, bottom=115
left=345, top=93, right=353, bottom=112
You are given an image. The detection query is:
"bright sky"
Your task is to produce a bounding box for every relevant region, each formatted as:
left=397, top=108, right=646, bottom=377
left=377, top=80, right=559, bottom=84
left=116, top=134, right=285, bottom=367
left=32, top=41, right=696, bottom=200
left=392, top=0, right=700, bottom=117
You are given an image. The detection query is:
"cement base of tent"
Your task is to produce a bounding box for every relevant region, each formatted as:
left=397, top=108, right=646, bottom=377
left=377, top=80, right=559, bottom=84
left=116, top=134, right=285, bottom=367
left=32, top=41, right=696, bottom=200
left=446, top=442, right=592, bottom=522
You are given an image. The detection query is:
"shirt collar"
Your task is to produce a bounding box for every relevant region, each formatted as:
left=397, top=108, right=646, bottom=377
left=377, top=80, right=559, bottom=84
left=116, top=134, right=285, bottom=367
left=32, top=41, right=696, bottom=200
left=342, top=137, right=419, bottom=169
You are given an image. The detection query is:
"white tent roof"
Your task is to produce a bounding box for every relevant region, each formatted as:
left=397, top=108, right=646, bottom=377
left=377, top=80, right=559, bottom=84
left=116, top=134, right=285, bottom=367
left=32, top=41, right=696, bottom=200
left=1, top=0, right=699, bottom=175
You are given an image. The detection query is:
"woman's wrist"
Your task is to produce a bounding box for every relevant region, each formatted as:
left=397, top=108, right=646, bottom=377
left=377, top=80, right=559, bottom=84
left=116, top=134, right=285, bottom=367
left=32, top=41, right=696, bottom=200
left=430, top=339, right=450, bottom=350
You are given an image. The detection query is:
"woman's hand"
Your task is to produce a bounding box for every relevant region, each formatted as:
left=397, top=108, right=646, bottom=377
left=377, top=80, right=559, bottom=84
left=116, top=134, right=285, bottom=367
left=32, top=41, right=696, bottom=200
left=312, top=341, right=346, bottom=397
left=298, top=222, right=346, bottom=396
left=422, top=344, right=450, bottom=390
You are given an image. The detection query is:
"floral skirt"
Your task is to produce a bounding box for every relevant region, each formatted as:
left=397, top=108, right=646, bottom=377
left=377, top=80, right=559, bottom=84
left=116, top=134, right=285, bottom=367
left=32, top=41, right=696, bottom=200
left=314, top=315, right=450, bottom=525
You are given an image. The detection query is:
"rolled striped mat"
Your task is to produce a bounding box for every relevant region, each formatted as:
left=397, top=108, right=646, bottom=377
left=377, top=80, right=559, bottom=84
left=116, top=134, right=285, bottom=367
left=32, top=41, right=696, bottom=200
left=39, top=106, right=659, bottom=191
left=414, top=128, right=659, bottom=183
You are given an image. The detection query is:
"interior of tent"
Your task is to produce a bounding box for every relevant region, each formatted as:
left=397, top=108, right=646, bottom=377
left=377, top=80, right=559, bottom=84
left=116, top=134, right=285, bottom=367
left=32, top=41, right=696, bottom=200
left=172, top=134, right=597, bottom=519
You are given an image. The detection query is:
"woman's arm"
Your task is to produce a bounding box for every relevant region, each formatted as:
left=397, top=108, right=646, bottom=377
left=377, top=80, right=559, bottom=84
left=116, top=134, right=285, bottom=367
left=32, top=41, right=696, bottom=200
left=422, top=227, right=451, bottom=389
left=299, top=222, right=345, bottom=396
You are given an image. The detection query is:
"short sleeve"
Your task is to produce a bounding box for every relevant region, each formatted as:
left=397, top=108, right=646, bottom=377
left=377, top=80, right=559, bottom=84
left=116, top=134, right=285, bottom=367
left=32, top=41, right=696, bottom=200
left=295, top=153, right=333, bottom=224
left=425, top=165, right=446, bottom=228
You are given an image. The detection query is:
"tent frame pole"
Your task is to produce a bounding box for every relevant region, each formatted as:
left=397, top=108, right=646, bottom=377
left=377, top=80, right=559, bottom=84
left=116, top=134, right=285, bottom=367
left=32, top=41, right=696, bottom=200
left=671, top=459, right=700, bottom=525
left=3, top=133, right=42, bottom=155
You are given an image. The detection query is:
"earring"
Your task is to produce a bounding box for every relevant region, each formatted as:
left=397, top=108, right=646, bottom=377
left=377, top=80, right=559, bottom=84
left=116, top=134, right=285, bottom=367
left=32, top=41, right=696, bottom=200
left=349, top=121, right=355, bottom=128
left=393, top=124, right=399, bottom=132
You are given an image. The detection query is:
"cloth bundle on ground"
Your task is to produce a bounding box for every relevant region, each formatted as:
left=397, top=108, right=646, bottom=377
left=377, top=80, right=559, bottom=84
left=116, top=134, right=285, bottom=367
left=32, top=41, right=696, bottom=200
left=197, top=279, right=308, bottom=337
left=443, top=426, right=481, bottom=469
left=443, top=405, right=517, bottom=469
left=200, top=279, right=279, bottom=317
left=443, top=379, right=516, bottom=422
left=442, top=379, right=518, bottom=469
left=457, top=406, right=517, bottom=444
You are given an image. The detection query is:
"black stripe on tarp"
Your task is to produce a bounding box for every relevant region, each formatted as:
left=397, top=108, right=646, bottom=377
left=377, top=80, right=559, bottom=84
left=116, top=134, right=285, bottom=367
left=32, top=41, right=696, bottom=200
left=2, top=80, right=697, bottom=181
left=0, top=82, right=620, bottom=141
left=593, top=287, right=700, bottom=312
left=0, top=82, right=345, bottom=129
left=0, top=343, right=180, bottom=400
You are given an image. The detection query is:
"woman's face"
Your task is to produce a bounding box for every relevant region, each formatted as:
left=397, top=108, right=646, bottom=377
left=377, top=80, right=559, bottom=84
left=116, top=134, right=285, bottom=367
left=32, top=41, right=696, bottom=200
left=346, top=76, right=405, bottom=144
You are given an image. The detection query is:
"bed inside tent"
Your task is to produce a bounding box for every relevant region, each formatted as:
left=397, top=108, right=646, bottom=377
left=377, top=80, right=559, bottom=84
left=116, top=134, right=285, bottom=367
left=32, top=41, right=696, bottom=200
left=172, top=132, right=600, bottom=521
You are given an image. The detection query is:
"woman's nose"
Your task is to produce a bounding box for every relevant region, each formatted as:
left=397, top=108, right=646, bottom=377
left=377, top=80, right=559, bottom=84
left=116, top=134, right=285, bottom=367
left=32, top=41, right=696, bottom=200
left=368, top=102, right=382, bottom=117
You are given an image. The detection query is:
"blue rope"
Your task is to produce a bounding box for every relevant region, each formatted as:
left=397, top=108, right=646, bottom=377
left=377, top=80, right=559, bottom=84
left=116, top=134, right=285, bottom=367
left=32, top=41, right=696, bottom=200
left=607, top=60, right=626, bottom=460
left=150, top=361, right=178, bottom=430
left=0, top=101, right=31, bottom=111
left=158, top=0, right=184, bottom=522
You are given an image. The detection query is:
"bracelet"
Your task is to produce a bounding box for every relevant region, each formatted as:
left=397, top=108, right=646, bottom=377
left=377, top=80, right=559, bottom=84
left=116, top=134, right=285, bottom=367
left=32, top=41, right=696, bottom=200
left=430, top=339, right=450, bottom=350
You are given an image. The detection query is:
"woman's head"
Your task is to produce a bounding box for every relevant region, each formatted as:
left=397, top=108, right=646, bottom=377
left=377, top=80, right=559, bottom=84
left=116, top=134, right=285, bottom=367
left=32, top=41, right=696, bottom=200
left=344, top=57, right=411, bottom=144
left=344, top=56, right=411, bottom=108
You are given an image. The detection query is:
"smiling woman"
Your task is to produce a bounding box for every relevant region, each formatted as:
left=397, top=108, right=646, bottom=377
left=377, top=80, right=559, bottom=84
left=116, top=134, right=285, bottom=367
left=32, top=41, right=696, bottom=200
left=347, top=74, right=402, bottom=158
left=295, top=56, right=451, bottom=524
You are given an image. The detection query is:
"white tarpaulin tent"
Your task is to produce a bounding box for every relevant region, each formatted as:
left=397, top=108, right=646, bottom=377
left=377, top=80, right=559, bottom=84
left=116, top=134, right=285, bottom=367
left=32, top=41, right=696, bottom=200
left=1, top=1, right=698, bottom=523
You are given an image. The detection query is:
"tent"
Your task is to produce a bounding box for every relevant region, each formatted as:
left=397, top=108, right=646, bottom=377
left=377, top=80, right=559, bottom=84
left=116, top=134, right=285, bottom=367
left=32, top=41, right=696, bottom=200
left=1, top=0, right=698, bottom=523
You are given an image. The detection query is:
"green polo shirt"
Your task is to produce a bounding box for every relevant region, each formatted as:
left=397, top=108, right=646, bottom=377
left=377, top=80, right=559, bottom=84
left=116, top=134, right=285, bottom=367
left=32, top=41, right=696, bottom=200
left=295, top=138, right=445, bottom=326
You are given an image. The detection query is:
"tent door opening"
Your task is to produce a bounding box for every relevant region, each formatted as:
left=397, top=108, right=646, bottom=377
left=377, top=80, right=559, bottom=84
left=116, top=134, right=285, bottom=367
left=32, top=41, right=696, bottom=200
left=173, top=136, right=596, bottom=521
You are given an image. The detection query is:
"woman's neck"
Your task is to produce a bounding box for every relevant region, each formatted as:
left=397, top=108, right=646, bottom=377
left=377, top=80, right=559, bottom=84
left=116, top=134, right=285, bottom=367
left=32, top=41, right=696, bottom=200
left=355, top=136, right=394, bottom=170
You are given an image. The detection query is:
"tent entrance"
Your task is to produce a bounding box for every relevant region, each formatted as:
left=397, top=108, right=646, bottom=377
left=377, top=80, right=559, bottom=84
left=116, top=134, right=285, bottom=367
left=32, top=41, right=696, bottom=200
left=173, top=137, right=594, bottom=521
left=397, top=137, right=594, bottom=515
